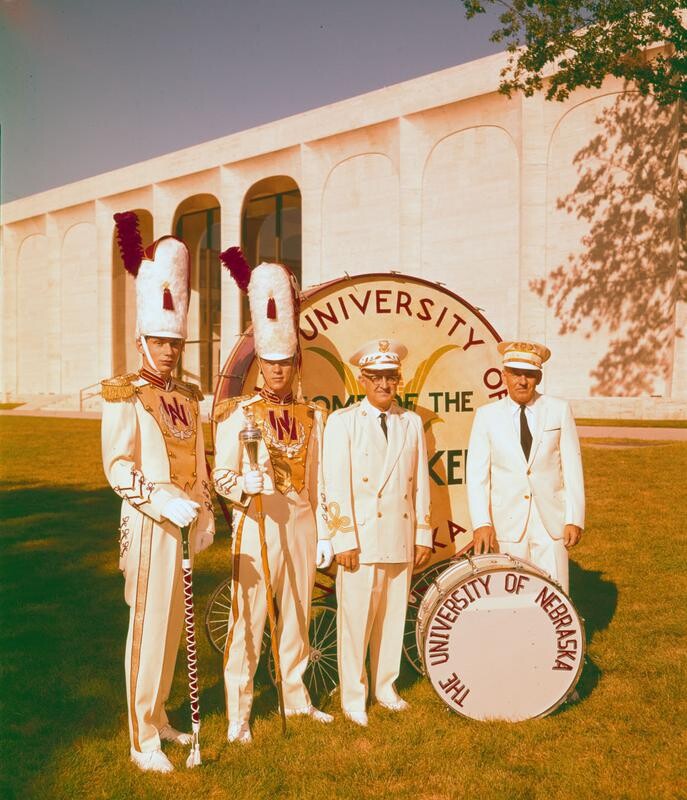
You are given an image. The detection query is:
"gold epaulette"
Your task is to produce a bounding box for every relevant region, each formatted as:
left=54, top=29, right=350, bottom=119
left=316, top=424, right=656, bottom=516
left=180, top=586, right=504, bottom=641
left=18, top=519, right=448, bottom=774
left=174, top=379, right=204, bottom=402
left=101, top=374, right=138, bottom=402
left=213, top=394, right=252, bottom=423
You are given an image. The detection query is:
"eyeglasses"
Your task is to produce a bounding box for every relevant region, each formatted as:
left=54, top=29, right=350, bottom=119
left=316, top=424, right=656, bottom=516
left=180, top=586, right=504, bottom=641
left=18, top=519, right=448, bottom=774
left=361, top=372, right=400, bottom=385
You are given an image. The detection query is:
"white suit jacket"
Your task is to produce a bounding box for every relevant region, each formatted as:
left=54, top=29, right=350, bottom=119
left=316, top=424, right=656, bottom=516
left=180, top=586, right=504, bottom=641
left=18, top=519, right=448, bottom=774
left=466, top=393, right=585, bottom=543
left=322, top=400, right=433, bottom=564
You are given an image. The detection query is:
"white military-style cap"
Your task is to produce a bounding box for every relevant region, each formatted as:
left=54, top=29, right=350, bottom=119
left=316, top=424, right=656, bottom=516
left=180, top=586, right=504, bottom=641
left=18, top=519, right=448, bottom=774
left=114, top=212, right=190, bottom=340
left=498, top=340, right=551, bottom=371
left=350, top=338, right=408, bottom=372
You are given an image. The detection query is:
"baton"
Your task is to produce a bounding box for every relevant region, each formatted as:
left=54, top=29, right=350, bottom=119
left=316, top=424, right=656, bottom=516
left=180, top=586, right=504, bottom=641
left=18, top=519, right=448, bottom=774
left=239, top=417, right=287, bottom=735
left=181, top=524, right=202, bottom=767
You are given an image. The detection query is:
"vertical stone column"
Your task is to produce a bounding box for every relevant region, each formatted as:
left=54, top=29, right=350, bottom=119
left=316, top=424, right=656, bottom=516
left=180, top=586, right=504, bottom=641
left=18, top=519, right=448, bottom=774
left=218, top=165, right=245, bottom=364
left=0, top=226, right=20, bottom=399
left=300, top=143, right=325, bottom=286
left=95, top=200, right=116, bottom=381
left=518, top=93, right=550, bottom=391
left=398, top=116, right=429, bottom=278
left=45, top=214, right=62, bottom=394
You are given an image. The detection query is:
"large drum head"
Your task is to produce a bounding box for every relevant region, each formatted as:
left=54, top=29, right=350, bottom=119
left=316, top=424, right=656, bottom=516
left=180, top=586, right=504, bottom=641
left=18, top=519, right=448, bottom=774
left=421, top=555, right=585, bottom=721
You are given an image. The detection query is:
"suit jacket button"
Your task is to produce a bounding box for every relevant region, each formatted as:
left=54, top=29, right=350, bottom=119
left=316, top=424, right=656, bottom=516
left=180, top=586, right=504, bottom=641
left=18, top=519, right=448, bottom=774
left=403, top=513, right=408, bottom=519
left=524, top=495, right=530, bottom=500
left=377, top=492, right=382, bottom=498
left=362, top=476, right=369, bottom=482
left=527, top=469, right=531, bottom=475
left=377, top=512, right=382, bottom=518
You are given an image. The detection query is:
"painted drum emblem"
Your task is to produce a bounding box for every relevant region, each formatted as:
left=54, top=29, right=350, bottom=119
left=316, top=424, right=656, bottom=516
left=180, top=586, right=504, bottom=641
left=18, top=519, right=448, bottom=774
left=214, top=273, right=505, bottom=566
left=417, top=554, right=585, bottom=721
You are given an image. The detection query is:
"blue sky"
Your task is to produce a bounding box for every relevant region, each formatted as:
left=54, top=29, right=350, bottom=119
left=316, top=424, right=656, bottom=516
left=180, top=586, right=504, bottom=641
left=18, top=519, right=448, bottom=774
left=0, top=0, right=503, bottom=203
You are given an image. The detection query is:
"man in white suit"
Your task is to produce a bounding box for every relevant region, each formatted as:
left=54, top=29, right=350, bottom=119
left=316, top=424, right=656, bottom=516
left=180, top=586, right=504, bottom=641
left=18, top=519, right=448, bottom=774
left=322, top=339, right=433, bottom=726
left=466, top=341, right=584, bottom=593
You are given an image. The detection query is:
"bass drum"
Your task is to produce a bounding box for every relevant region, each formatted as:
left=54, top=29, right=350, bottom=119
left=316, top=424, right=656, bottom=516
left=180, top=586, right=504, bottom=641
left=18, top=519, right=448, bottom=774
left=417, top=553, right=585, bottom=721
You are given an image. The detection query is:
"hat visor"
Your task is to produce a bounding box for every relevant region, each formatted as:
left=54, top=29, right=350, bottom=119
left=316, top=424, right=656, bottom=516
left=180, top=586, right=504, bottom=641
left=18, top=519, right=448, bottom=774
left=503, top=359, right=541, bottom=371
left=140, top=330, right=186, bottom=340
left=259, top=351, right=295, bottom=361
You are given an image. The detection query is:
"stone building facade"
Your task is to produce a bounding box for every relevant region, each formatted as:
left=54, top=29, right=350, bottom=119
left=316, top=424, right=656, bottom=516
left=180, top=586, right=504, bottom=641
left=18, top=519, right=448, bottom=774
left=2, top=48, right=684, bottom=417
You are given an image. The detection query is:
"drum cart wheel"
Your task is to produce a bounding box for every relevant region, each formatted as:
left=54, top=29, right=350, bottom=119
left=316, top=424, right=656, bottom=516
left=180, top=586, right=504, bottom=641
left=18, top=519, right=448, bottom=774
left=205, top=576, right=271, bottom=657
left=403, top=560, right=451, bottom=674
left=267, top=602, right=339, bottom=704
left=205, top=572, right=339, bottom=700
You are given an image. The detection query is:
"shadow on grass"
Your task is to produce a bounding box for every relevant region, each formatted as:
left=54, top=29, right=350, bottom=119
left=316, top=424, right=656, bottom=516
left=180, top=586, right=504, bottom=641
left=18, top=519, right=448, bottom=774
left=0, top=483, right=229, bottom=798
left=569, top=559, right=618, bottom=704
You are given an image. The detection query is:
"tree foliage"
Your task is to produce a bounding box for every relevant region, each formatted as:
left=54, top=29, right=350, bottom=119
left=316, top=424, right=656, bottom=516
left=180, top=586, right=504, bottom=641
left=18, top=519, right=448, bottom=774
left=461, top=1, right=686, bottom=105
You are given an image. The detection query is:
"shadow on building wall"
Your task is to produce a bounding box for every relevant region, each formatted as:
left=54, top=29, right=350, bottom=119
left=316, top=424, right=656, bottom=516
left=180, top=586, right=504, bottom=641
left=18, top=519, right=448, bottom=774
left=533, top=92, right=686, bottom=396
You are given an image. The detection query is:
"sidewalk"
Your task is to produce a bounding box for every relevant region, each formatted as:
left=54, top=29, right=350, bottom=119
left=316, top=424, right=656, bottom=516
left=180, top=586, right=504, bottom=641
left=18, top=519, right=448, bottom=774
left=577, top=426, right=687, bottom=441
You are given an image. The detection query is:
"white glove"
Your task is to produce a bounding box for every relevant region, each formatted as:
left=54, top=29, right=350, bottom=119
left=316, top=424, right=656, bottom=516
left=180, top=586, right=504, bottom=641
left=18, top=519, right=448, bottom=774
left=316, top=539, right=334, bottom=569
left=242, top=469, right=264, bottom=496
left=162, top=498, right=200, bottom=527
left=194, top=530, right=214, bottom=554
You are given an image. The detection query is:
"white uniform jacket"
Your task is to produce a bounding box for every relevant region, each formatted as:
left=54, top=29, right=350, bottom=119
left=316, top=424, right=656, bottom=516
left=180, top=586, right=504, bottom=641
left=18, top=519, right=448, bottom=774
left=466, top=393, right=585, bottom=543
left=212, top=394, right=328, bottom=539
left=101, top=373, right=215, bottom=568
left=322, top=400, right=433, bottom=563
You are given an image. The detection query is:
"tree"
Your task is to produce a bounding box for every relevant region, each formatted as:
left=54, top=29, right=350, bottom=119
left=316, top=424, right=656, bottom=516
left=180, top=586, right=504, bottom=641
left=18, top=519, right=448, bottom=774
left=461, top=1, right=686, bottom=105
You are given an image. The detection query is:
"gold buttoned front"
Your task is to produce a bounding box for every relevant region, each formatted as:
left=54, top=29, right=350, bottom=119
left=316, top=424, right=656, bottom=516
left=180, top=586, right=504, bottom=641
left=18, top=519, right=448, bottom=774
left=524, top=495, right=530, bottom=500
left=377, top=492, right=382, bottom=499
left=362, top=476, right=369, bottom=482
left=403, top=513, right=408, bottom=519
left=377, top=512, right=382, bottom=518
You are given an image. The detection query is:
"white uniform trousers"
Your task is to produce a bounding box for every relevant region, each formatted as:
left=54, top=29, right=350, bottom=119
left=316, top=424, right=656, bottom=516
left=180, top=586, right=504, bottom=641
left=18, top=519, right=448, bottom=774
left=123, top=514, right=185, bottom=753
left=336, top=561, right=413, bottom=712
left=224, top=493, right=317, bottom=724
left=498, top=502, right=569, bottom=593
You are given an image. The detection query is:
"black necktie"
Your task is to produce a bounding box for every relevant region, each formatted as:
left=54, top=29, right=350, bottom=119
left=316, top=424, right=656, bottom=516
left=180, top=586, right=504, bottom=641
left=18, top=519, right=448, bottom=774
left=379, top=413, right=388, bottom=441
left=520, top=404, right=532, bottom=460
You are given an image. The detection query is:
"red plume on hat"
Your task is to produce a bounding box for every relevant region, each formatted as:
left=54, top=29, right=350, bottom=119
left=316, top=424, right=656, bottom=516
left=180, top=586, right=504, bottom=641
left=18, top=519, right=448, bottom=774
left=113, top=211, right=145, bottom=277
left=220, top=246, right=252, bottom=293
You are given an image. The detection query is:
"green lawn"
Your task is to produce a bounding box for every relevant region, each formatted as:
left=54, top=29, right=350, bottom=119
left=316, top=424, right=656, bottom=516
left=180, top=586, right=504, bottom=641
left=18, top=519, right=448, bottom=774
left=1, top=418, right=685, bottom=800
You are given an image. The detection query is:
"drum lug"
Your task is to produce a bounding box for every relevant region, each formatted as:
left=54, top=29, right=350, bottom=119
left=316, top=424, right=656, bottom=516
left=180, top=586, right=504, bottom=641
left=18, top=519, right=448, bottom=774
left=464, top=552, right=478, bottom=573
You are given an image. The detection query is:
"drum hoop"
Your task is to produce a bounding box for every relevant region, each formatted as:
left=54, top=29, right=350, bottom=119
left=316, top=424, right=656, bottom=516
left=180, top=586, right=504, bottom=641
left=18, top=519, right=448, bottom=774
left=418, top=558, right=587, bottom=721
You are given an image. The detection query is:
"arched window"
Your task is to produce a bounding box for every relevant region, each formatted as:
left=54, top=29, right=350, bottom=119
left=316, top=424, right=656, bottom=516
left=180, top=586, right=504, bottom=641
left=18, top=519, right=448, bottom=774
left=241, top=176, right=301, bottom=329
left=174, top=196, right=221, bottom=394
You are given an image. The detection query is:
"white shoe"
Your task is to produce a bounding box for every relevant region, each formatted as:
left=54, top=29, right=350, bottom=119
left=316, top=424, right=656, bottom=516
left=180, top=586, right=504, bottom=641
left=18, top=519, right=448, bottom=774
left=343, top=710, right=368, bottom=726
left=130, top=748, right=174, bottom=774
left=227, top=721, right=252, bottom=744
left=284, top=704, right=334, bottom=723
left=377, top=697, right=410, bottom=712
left=159, top=723, right=193, bottom=745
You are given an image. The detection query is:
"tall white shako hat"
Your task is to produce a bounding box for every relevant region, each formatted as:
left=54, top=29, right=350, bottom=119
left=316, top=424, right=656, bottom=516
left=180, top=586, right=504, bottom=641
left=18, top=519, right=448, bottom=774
left=497, top=340, right=551, bottom=371
left=349, top=339, right=408, bottom=372
left=113, top=211, right=191, bottom=340
left=220, top=246, right=299, bottom=360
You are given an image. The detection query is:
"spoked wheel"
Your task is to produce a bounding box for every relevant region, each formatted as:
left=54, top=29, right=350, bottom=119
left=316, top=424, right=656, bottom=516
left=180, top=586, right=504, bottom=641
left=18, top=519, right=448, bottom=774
left=403, top=560, right=451, bottom=674
left=205, top=577, right=270, bottom=657
left=268, top=603, right=339, bottom=705
left=205, top=577, right=233, bottom=655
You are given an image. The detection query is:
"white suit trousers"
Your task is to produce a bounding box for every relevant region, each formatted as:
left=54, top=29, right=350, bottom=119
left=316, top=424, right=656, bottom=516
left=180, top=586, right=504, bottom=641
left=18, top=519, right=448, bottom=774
left=224, top=496, right=317, bottom=725
left=499, top=502, right=569, bottom=593
left=336, top=562, right=413, bottom=712
left=123, top=514, right=185, bottom=753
